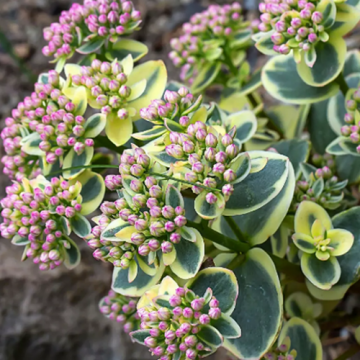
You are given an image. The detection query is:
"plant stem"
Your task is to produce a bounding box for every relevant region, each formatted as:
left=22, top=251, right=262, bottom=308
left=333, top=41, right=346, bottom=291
left=336, top=72, right=350, bottom=96
left=224, top=216, right=247, bottom=242
left=334, top=344, right=360, bottom=360
left=151, top=172, right=221, bottom=193
left=187, top=220, right=251, bottom=253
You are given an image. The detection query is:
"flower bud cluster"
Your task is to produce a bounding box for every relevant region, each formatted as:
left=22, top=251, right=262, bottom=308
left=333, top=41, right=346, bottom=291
left=138, top=287, right=222, bottom=360
left=42, top=0, right=142, bottom=60
left=341, top=90, right=360, bottom=153
left=140, top=87, right=202, bottom=127
left=166, top=122, right=240, bottom=205
left=1, top=69, right=94, bottom=175
left=311, top=153, right=335, bottom=173
left=99, top=289, right=140, bottom=332
left=85, top=147, right=188, bottom=268
left=258, top=0, right=329, bottom=55
left=1, top=116, right=41, bottom=181
left=71, top=59, right=132, bottom=118
left=0, top=177, right=83, bottom=270
left=168, top=3, right=244, bottom=84
left=292, top=166, right=346, bottom=211
left=263, top=337, right=297, bottom=360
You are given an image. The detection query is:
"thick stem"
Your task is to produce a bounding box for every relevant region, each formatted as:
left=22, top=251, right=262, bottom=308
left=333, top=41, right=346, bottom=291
left=334, top=344, right=360, bottom=360
left=187, top=220, right=251, bottom=253
left=336, top=72, right=350, bottom=97
left=224, top=216, right=247, bottom=242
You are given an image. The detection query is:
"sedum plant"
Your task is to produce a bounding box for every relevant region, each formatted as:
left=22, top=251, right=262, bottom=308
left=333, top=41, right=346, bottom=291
left=3, top=0, right=360, bottom=359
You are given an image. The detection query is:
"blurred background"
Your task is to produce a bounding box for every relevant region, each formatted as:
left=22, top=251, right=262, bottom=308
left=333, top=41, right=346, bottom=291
left=0, top=1, right=358, bottom=360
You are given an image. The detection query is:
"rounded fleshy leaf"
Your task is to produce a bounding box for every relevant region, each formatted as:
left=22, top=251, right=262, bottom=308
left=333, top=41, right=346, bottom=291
left=267, top=105, right=309, bottom=140
left=292, top=233, right=316, bottom=254
left=101, top=218, right=131, bottom=242
left=191, top=62, right=221, bottom=94
left=279, top=318, right=322, bottom=360
left=224, top=151, right=290, bottom=216
left=224, top=248, right=282, bottom=360
left=170, top=228, right=204, bottom=279
left=11, top=235, right=30, bottom=246
left=105, top=113, right=133, bottom=147
left=130, top=330, right=151, bottom=345
left=272, top=139, right=310, bottom=179
left=62, top=237, right=81, bottom=270
left=112, top=257, right=165, bottom=297
left=127, top=60, right=168, bottom=120
left=63, top=147, right=94, bottom=179
left=285, top=292, right=315, bottom=319
left=71, top=170, right=105, bottom=216
left=236, top=70, right=262, bottom=97
left=77, top=37, right=105, bottom=54
left=328, top=229, right=354, bottom=256
left=336, top=155, right=360, bottom=184
left=225, top=111, right=257, bottom=143
left=255, top=31, right=278, bottom=56
left=309, top=98, right=337, bottom=154
left=297, top=36, right=346, bottom=87
left=195, top=192, right=225, bottom=220
left=69, top=213, right=91, bottom=238
left=301, top=253, right=341, bottom=290
left=185, top=267, right=239, bottom=315
left=270, top=224, right=291, bottom=258
left=106, top=39, right=148, bottom=62
left=71, top=86, right=88, bottom=116
left=197, top=325, right=224, bottom=349
left=83, top=113, right=106, bottom=138
left=211, top=314, right=241, bottom=339
left=21, top=132, right=43, bottom=156
left=331, top=3, right=360, bottom=37
left=165, top=184, right=184, bottom=209
left=262, top=55, right=339, bottom=104
left=229, top=152, right=251, bottom=184
left=294, top=201, right=332, bottom=237
left=132, top=126, right=167, bottom=141
left=212, top=164, right=295, bottom=246
left=344, top=50, right=360, bottom=77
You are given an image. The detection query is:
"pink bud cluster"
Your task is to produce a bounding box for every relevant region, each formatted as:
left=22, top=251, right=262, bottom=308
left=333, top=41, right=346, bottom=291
left=168, top=3, right=243, bottom=84
left=140, top=87, right=202, bottom=126
left=1, top=116, right=41, bottom=182
left=341, top=90, right=360, bottom=152
left=258, top=0, right=328, bottom=55
left=85, top=147, right=188, bottom=268
left=1, top=69, right=95, bottom=176
left=263, top=337, right=297, bottom=360
left=0, top=177, right=83, bottom=271
left=71, top=59, right=132, bottom=117
left=292, top=166, right=346, bottom=211
left=99, top=289, right=140, bottom=333
left=136, top=287, right=222, bottom=360
left=42, top=0, right=142, bottom=60
left=311, top=153, right=335, bottom=172
left=166, top=122, right=240, bottom=205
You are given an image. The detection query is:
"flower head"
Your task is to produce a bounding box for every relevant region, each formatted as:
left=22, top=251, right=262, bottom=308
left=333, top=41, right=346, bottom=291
left=0, top=176, right=84, bottom=270
left=99, top=289, right=140, bottom=333
left=42, top=1, right=142, bottom=63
